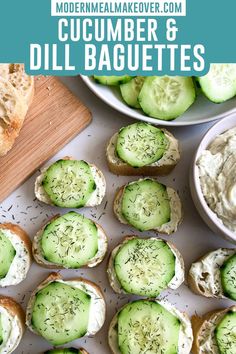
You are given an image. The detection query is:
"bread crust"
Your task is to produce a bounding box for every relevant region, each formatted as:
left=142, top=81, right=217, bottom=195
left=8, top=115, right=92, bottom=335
left=0, top=295, right=25, bottom=329
left=26, top=272, right=106, bottom=336
left=80, top=349, right=89, bottom=354
left=0, top=295, right=25, bottom=352
left=106, top=128, right=180, bottom=176
left=191, top=306, right=236, bottom=354
left=32, top=215, right=107, bottom=269
left=113, top=185, right=182, bottom=235
left=0, top=222, right=32, bottom=259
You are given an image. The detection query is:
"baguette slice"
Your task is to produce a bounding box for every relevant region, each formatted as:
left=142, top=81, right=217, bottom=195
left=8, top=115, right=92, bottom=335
left=0, top=223, right=32, bottom=286
left=0, top=77, right=28, bottom=156
left=107, top=235, right=185, bottom=295
left=0, top=295, right=25, bottom=353
left=106, top=128, right=180, bottom=176
left=32, top=213, right=108, bottom=269
left=0, top=64, right=34, bottom=106
left=188, top=248, right=235, bottom=299
left=113, top=179, right=183, bottom=235
left=191, top=306, right=236, bottom=354
left=109, top=299, right=193, bottom=354
left=35, top=157, right=106, bottom=208
left=26, top=273, right=106, bottom=341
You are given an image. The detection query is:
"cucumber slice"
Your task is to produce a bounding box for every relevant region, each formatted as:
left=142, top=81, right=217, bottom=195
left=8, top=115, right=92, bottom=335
left=42, top=160, right=96, bottom=208
left=120, top=77, right=145, bottom=108
left=116, top=122, right=169, bottom=167
left=197, top=64, right=236, bottom=103
left=31, top=281, right=91, bottom=345
left=41, top=212, right=98, bottom=268
left=121, top=179, right=171, bottom=231
left=138, top=76, right=196, bottom=120
left=114, top=238, right=175, bottom=296
left=0, top=230, right=16, bottom=279
left=45, top=349, right=80, bottom=354
left=118, top=300, right=180, bottom=354
left=215, top=310, right=236, bottom=353
left=220, top=253, right=236, bottom=300
left=94, top=75, right=132, bottom=86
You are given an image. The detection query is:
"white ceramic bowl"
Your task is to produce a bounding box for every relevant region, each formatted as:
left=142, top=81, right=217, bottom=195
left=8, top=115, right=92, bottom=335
left=190, top=113, right=236, bottom=244
left=81, top=76, right=236, bottom=127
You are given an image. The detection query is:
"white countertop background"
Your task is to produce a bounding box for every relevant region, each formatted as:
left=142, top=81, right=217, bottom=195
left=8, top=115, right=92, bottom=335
left=0, top=76, right=234, bottom=354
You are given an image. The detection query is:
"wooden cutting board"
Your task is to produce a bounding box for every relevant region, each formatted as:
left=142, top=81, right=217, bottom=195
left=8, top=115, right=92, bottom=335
left=0, top=76, right=92, bottom=203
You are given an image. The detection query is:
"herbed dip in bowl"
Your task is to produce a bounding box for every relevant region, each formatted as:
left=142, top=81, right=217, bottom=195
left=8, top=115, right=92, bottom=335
left=190, top=113, right=236, bottom=244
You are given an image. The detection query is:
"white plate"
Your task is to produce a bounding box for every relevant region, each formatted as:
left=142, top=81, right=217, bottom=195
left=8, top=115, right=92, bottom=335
left=81, top=75, right=236, bottom=126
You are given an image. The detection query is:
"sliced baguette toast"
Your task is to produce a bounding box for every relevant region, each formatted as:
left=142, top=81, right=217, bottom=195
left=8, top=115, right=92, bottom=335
left=191, top=306, right=236, bottom=354
left=0, top=223, right=32, bottom=286
left=32, top=214, right=108, bottom=269
left=106, top=128, right=180, bottom=176
left=0, top=296, right=25, bottom=352
left=113, top=180, right=183, bottom=235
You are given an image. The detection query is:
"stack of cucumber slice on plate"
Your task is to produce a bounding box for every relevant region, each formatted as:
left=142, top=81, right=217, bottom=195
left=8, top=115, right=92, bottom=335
left=94, top=64, right=236, bottom=121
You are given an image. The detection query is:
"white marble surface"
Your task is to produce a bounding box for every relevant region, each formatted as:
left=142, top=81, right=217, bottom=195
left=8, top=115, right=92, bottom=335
left=0, top=76, right=234, bottom=354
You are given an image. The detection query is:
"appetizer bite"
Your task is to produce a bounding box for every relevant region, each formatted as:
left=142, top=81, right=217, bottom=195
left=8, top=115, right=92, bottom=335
left=0, top=223, right=31, bottom=286
left=33, top=211, right=108, bottom=269
left=106, top=122, right=180, bottom=176
left=192, top=306, right=236, bottom=354
left=26, top=273, right=106, bottom=345
left=107, top=236, right=184, bottom=296
left=35, top=158, right=106, bottom=208
left=44, top=348, right=88, bottom=354
left=109, top=299, right=193, bottom=354
left=0, top=296, right=25, bottom=353
left=114, top=178, right=182, bottom=234
left=189, top=248, right=236, bottom=300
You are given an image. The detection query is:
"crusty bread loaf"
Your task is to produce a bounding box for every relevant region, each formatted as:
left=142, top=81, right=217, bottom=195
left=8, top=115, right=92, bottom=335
left=106, top=128, right=180, bottom=176
left=0, top=77, right=28, bottom=156
left=0, top=64, right=34, bottom=106
left=0, top=64, right=34, bottom=156
left=191, top=307, right=236, bottom=354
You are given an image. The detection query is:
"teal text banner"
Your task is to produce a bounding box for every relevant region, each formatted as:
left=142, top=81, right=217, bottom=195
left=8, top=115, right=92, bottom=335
left=0, top=0, right=235, bottom=75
